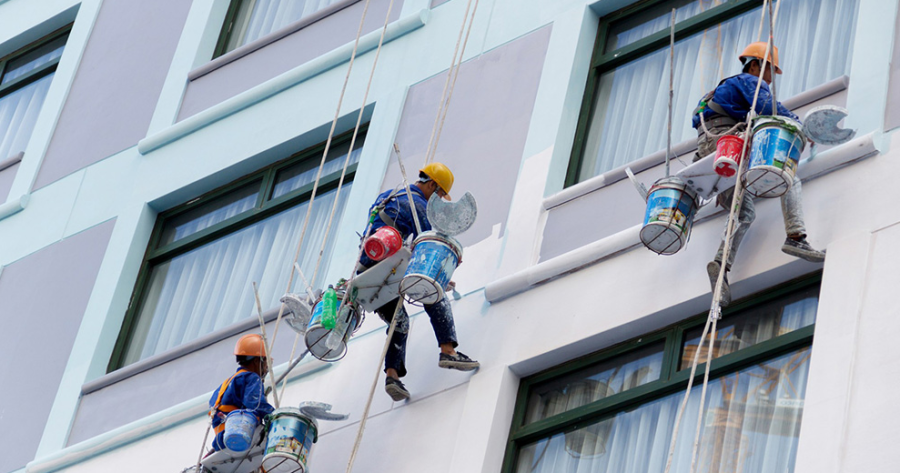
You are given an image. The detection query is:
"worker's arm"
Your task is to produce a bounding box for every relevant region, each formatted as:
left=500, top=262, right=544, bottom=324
left=738, top=74, right=800, bottom=122
left=239, top=373, right=275, bottom=420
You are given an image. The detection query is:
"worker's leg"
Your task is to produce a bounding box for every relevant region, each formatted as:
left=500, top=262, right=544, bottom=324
left=715, top=190, right=756, bottom=270
left=425, top=298, right=478, bottom=371
left=375, top=298, right=410, bottom=378
left=780, top=176, right=826, bottom=262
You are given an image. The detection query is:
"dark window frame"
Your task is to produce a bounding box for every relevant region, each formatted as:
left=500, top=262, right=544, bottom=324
left=565, top=0, right=763, bottom=187
left=212, top=0, right=247, bottom=59
left=501, top=273, right=820, bottom=472
left=107, top=126, right=367, bottom=372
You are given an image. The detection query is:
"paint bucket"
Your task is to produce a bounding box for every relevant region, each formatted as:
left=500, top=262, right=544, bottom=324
left=714, top=134, right=745, bottom=178
left=262, top=407, right=318, bottom=473
left=223, top=410, right=258, bottom=452
left=399, top=231, right=462, bottom=305
left=743, top=116, right=806, bottom=198
left=363, top=226, right=402, bottom=261
left=640, top=176, right=699, bottom=255
left=305, top=289, right=360, bottom=362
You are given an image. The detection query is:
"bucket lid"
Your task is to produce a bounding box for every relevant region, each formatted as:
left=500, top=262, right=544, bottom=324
left=752, top=115, right=806, bottom=141
left=299, top=401, right=349, bottom=421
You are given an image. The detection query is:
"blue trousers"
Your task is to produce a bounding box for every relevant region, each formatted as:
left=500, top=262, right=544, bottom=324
left=375, top=297, right=458, bottom=378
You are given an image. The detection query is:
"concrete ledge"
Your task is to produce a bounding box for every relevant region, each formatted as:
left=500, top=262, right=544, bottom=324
left=543, top=75, right=851, bottom=211
left=138, top=8, right=430, bottom=155
left=188, top=0, right=363, bottom=81
left=487, top=131, right=879, bottom=303
left=0, top=151, right=23, bottom=172
left=28, top=359, right=330, bottom=473
left=0, top=193, right=29, bottom=221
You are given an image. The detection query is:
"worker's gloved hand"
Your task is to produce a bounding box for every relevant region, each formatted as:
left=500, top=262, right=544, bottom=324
left=444, top=280, right=456, bottom=291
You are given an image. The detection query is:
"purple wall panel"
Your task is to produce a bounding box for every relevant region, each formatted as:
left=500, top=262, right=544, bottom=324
left=0, top=219, right=115, bottom=472
left=178, top=0, right=402, bottom=120
left=34, top=0, right=193, bottom=190
left=386, top=26, right=552, bottom=246
left=0, top=162, right=20, bottom=203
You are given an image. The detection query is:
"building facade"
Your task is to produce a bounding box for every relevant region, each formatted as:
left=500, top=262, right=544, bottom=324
left=0, top=0, right=896, bottom=472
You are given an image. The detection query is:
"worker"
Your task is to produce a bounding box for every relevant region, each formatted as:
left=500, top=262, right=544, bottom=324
left=359, top=162, right=479, bottom=402
left=692, top=42, right=825, bottom=306
left=208, top=333, right=274, bottom=451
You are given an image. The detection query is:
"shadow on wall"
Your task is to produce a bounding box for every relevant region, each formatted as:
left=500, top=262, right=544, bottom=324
left=385, top=25, right=552, bottom=247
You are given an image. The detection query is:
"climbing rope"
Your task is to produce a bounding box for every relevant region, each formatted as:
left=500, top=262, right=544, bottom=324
left=252, top=282, right=282, bottom=408
left=663, top=2, right=781, bottom=472
left=423, top=0, right=480, bottom=165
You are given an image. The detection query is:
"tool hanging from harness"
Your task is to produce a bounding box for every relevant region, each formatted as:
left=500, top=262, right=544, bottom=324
left=693, top=75, right=740, bottom=130
left=209, top=369, right=250, bottom=435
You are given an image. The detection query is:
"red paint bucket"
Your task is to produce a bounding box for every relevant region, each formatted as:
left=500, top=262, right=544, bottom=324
left=364, top=226, right=402, bottom=261
left=714, top=135, right=745, bottom=178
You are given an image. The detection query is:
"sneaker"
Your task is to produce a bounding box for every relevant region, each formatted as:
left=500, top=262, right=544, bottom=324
left=438, top=351, right=480, bottom=371
left=782, top=237, right=826, bottom=263
left=385, top=376, right=410, bottom=401
left=707, top=260, right=732, bottom=308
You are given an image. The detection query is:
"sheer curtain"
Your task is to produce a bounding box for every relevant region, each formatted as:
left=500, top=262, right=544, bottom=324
left=125, top=186, right=352, bottom=363
left=230, top=0, right=345, bottom=50
left=516, top=347, right=813, bottom=473
left=579, top=0, right=860, bottom=181
left=0, top=74, right=53, bottom=161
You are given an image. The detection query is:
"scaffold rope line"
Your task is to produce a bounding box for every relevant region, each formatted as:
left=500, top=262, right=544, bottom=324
left=252, top=281, right=282, bottom=408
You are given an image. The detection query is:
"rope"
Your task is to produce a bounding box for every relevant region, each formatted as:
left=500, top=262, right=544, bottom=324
left=345, top=299, right=404, bottom=473
left=252, top=282, right=281, bottom=408
left=193, top=423, right=212, bottom=473
left=666, top=8, right=675, bottom=178
left=663, top=2, right=781, bottom=471
left=395, top=144, right=423, bottom=236
left=423, top=0, right=479, bottom=165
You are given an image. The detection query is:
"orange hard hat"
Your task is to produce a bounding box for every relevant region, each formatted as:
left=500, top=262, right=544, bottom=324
left=234, top=333, right=267, bottom=358
left=740, top=42, right=782, bottom=74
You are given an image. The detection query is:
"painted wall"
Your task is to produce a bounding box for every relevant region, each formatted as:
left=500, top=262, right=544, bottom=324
left=33, top=0, right=193, bottom=190
left=0, top=219, right=114, bottom=472
left=177, top=0, right=404, bottom=120
left=0, top=162, right=19, bottom=203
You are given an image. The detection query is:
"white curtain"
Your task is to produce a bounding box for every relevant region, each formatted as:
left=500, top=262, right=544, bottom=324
left=125, top=186, right=352, bottom=363
left=579, top=0, right=859, bottom=181
left=234, top=0, right=345, bottom=49
left=516, top=347, right=813, bottom=473
left=0, top=74, right=53, bottom=161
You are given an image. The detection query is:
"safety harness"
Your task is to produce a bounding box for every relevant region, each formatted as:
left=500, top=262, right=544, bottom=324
left=693, top=75, right=740, bottom=129
left=372, top=186, right=414, bottom=231
left=209, top=369, right=250, bottom=434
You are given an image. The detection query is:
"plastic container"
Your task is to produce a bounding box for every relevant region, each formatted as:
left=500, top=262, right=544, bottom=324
left=714, top=134, right=745, bottom=177
left=321, top=285, right=337, bottom=329
left=363, top=226, right=403, bottom=261
left=223, top=410, right=258, bottom=452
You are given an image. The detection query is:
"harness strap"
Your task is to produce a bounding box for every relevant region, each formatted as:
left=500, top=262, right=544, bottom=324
left=210, top=369, right=249, bottom=418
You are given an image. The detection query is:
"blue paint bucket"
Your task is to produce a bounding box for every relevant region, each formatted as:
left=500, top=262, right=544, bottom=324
left=743, top=116, right=806, bottom=198
left=223, top=410, right=258, bottom=452
left=640, top=176, right=699, bottom=255
left=262, top=407, right=318, bottom=473
left=400, top=231, right=462, bottom=304
left=305, top=290, right=360, bottom=362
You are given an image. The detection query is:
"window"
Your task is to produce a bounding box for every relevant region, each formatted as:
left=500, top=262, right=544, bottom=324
left=504, top=277, right=819, bottom=473
left=0, top=27, right=69, bottom=161
left=214, top=0, right=350, bottom=57
left=109, top=129, right=365, bottom=371
left=566, top=0, right=859, bottom=186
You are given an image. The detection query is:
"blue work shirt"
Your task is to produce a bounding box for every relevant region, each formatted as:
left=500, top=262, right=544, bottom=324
left=360, top=185, right=431, bottom=268
left=692, top=73, right=800, bottom=129
left=208, top=368, right=274, bottom=451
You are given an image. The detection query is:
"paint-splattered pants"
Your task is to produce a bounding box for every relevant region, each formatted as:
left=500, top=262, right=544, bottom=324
left=374, top=297, right=458, bottom=378
left=696, top=123, right=808, bottom=270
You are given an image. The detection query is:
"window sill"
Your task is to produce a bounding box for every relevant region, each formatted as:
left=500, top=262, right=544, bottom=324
left=0, top=192, right=29, bottom=221
left=0, top=151, right=23, bottom=172
left=138, top=8, right=429, bottom=155
left=544, top=75, right=851, bottom=211
left=188, top=0, right=363, bottom=82
left=486, top=130, right=879, bottom=303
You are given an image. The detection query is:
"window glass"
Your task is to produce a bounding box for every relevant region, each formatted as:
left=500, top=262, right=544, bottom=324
left=123, top=186, right=351, bottom=364
left=158, top=180, right=262, bottom=246
left=681, top=285, right=818, bottom=369
left=515, top=347, right=812, bottom=473
left=1, top=34, right=67, bottom=85
left=272, top=135, right=363, bottom=199
left=223, top=0, right=347, bottom=53
left=605, top=0, right=715, bottom=53
left=523, top=343, right=664, bottom=426
left=577, top=0, right=859, bottom=182
left=0, top=74, right=53, bottom=160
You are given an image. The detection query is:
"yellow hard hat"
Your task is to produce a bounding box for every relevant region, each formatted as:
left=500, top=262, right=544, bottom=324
left=234, top=333, right=267, bottom=358
left=420, top=162, right=454, bottom=200
left=740, top=42, right=782, bottom=74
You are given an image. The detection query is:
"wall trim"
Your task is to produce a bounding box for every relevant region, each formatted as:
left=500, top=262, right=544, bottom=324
left=188, top=0, right=363, bottom=81
left=544, top=75, right=851, bottom=211
left=488, top=131, right=879, bottom=303
left=0, top=151, right=24, bottom=172
left=0, top=193, right=29, bottom=221
left=138, top=8, right=430, bottom=155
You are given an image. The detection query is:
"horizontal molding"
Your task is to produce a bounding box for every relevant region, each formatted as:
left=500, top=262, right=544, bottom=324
left=545, top=75, right=851, bottom=211
left=188, top=0, right=363, bottom=81
left=138, top=8, right=430, bottom=155
left=29, top=358, right=330, bottom=473
left=0, top=151, right=24, bottom=172
left=487, top=131, right=879, bottom=303
left=0, top=193, right=29, bottom=221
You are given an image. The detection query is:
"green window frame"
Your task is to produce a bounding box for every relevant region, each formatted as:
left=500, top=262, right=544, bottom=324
left=501, top=273, right=820, bottom=473
left=108, top=127, right=366, bottom=372
left=0, top=25, right=70, bottom=100
left=566, top=0, right=764, bottom=187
